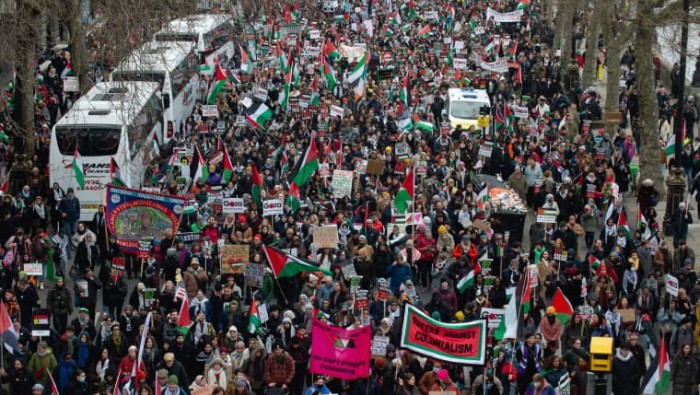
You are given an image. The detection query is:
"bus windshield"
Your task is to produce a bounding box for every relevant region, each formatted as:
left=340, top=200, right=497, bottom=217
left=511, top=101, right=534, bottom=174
left=112, top=71, right=166, bottom=86
left=450, top=101, right=483, bottom=120
left=55, top=126, right=121, bottom=156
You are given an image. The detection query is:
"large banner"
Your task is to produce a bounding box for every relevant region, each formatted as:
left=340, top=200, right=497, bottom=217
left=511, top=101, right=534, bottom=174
left=486, top=8, right=524, bottom=22
left=106, top=185, right=186, bottom=253
left=310, top=318, right=371, bottom=380
left=400, top=304, right=487, bottom=365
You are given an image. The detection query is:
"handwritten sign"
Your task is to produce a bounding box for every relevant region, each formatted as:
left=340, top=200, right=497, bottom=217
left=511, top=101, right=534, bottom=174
left=221, top=245, right=249, bottom=274
left=313, top=225, right=339, bottom=249
left=331, top=170, right=354, bottom=198
left=371, top=335, right=390, bottom=356
left=244, top=263, right=265, bottom=288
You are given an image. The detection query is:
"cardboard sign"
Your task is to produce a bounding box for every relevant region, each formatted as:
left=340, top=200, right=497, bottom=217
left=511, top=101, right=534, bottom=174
left=666, top=274, right=679, bottom=297
left=111, top=257, right=126, bottom=271
left=244, top=263, right=265, bottom=288
left=202, top=105, right=219, bottom=117
left=400, top=304, right=487, bottom=365
left=366, top=159, right=384, bottom=175
left=331, top=170, right=354, bottom=198
left=371, top=335, right=390, bottom=356
left=32, top=308, right=51, bottom=336
left=619, top=308, right=635, bottom=323
left=313, top=225, right=340, bottom=248
left=262, top=199, right=284, bottom=216
left=223, top=198, right=246, bottom=214
left=221, top=245, right=249, bottom=274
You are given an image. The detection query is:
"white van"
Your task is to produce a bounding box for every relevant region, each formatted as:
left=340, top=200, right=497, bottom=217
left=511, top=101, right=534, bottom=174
left=445, top=88, right=491, bottom=130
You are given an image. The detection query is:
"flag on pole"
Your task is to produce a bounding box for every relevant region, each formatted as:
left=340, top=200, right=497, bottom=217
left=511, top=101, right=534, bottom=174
left=175, top=282, right=190, bottom=335
left=110, top=158, right=126, bottom=186
left=192, top=146, right=209, bottom=183
left=456, top=270, right=475, bottom=293
left=0, top=300, right=18, bottom=353
left=476, top=186, right=490, bottom=210
left=291, top=134, right=319, bottom=186
left=348, top=52, right=368, bottom=100
left=417, top=25, right=431, bottom=38
left=551, top=288, right=574, bottom=325
left=618, top=210, right=632, bottom=239
left=0, top=173, right=9, bottom=196
left=321, top=58, right=337, bottom=91
left=67, top=145, right=85, bottom=188
left=279, top=67, right=293, bottom=110
left=309, top=78, right=320, bottom=107
left=248, top=300, right=262, bottom=335
left=221, top=141, right=233, bottom=184
left=239, top=45, right=252, bottom=74
left=252, top=163, right=263, bottom=207
left=641, top=337, right=670, bottom=395
left=516, top=0, right=530, bottom=10
left=207, top=64, right=228, bottom=104
left=394, top=168, right=414, bottom=213
left=263, top=245, right=332, bottom=278
left=517, top=268, right=532, bottom=314
left=637, top=203, right=648, bottom=229
left=49, top=371, right=60, bottom=395
left=494, top=287, right=518, bottom=339
left=245, top=102, right=273, bottom=129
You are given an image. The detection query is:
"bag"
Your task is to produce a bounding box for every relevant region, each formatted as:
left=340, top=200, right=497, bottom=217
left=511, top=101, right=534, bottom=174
left=2, top=249, right=13, bottom=268
left=649, top=192, right=659, bottom=207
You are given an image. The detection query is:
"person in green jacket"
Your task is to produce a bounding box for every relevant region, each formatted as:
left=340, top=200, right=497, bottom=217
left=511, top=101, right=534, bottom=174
left=26, top=341, right=57, bottom=385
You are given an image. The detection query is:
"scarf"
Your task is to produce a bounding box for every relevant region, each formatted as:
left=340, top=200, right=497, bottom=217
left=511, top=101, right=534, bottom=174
left=616, top=236, right=627, bottom=248
left=33, top=204, right=46, bottom=219
left=77, top=342, right=90, bottom=369
left=97, top=359, right=109, bottom=381
left=605, top=224, right=617, bottom=237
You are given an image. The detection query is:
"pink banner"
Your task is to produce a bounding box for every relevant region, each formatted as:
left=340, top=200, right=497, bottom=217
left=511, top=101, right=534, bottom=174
left=310, top=318, right=372, bottom=380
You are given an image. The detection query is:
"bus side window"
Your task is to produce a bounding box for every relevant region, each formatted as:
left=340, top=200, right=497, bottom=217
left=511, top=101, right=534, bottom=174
left=163, top=94, right=170, bottom=110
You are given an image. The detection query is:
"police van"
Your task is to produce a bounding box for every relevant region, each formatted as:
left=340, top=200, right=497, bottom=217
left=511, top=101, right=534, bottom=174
left=445, top=88, right=491, bottom=130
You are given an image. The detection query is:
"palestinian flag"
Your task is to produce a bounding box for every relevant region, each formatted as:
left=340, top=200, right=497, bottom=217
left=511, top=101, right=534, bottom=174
left=348, top=52, right=368, bottom=100
left=248, top=300, right=262, bottom=335
left=400, top=74, right=409, bottom=107
left=516, top=0, right=530, bottom=9
left=262, top=245, right=332, bottom=278
left=394, top=167, right=414, bottom=213
left=551, top=288, right=574, bottom=325
left=245, top=102, right=273, bottom=129
left=505, top=105, right=515, bottom=132
left=67, top=145, right=85, bottom=189
left=49, top=372, right=60, bottom=395
left=309, top=78, right=320, bottom=107
left=447, top=45, right=454, bottom=67
left=494, top=287, right=518, bottom=339
left=110, top=157, right=126, bottom=186
left=239, top=45, right=253, bottom=74
left=279, top=67, right=293, bottom=110
left=0, top=173, right=8, bottom=195
left=665, top=136, right=676, bottom=164
left=292, top=134, right=319, bottom=186
left=175, top=282, right=190, bottom=336
left=456, top=270, right=475, bottom=294
left=641, top=337, right=670, bottom=395
left=391, top=11, right=402, bottom=25
left=322, top=59, right=337, bottom=91
left=397, top=117, right=413, bottom=132
left=207, top=64, right=228, bottom=104
left=192, top=145, right=209, bottom=183
left=251, top=163, right=263, bottom=207
left=277, top=44, right=290, bottom=73
left=618, top=210, right=632, bottom=239
left=517, top=267, right=532, bottom=314
left=417, top=24, right=431, bottom=38
left=323, top=39, right=340, bottom=59
left=638, top=203, right=647, bottom=229
left=476, top=186, right=490, bottom=210
left=494, top=104, right=507, bottom=132
left=221, top=141, right=233, bottom=184
left=413, top=115, right=433, bottom=132
left=286, top=182, right=300, bottom=213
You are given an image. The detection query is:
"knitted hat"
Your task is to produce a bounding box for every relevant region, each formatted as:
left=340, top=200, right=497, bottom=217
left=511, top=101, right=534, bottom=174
left=546, top=307, right=556, bottom=315
left=438, top=225, right=447, bottom=235
left=168, top=375, right=178, bottom=385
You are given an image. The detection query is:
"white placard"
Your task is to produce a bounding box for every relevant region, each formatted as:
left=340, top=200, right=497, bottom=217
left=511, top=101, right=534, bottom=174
left=514, top=106, right=529, bottom=118
left=202, top=105, right=219, bottom=117
left=262, top=199, right=284, bottom=216
left=454, top=41, right=465, bottom=50
left=486, top=8, right=524, bottom=23
left=223, top=198, right=246, bottom=214
left=453, top=58, right=468, bottom=70
left=24, top=263, right=43, bottom=276
left=371, top=335, right=390, bottom=356
left=63, top=76, right=79, bottom=92
left=309, top=30, right=321, bottom=40
left=666, top=274, right=679, bottom=297
left=424, top=11, right=439, bottom=20
left=330, top=105, right=345, bottom=117
left=254, top=86, right=268, bottom=102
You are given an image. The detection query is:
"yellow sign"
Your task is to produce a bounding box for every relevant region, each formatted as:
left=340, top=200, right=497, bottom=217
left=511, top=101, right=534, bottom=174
left=477, top=115, right=490, bottom=128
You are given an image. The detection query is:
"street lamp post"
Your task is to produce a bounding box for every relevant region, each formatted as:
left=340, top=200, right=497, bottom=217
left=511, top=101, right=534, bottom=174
left=664, top=0, right=690, bottom=236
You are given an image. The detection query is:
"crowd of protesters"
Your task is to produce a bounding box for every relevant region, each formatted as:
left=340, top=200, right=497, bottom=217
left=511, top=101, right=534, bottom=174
left=1, top=1, right=700, bottom=395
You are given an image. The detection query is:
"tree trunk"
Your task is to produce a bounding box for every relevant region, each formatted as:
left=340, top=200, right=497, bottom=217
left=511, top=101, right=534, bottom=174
left=558, top=2, right=575, bottom=62
left=636, top=6, right=663, bottom=194
left=14, top=0, right=42, bottom=159
left=582, top=2, right=601, bottom=88
left=600, top=0, right=622, bottom=137
left=553, top=0, right=563, bottom=55
left=69, top=0, right=88, bottom=93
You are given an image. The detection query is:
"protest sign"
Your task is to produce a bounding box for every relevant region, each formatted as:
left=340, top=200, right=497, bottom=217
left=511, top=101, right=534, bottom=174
left=377, top=278, right=391, bottom=301
left=371, top=335, right=390, bottom=357
left=557, top=375, right=570, bottom=395
left=366, top=159, right=384, bottom=175
left=330, top=105, right=345, bottom=117
left=350, top=276, right=363, bottom=294
left=453, top=58, right=468, bottom=70
left=223, top=198, right=246, bottom=214
left=32, top=308, right=51, bottom=337
left=106, top=185, right=186, bottom=254
left=514, top=106, right=529, bottom=118
left=23, top=263, right=42, bottom=277
left=666, top=274, right=679, bottom=297
left=479, top=141, right=494, bottom=158
left=313, top=225, right=339, bottom=248
left=244, top=263, right=265, bottom=288
left=536, top=209, right=558, bottom=223
left=138, top=239, right=152, bottom=259
left=354, top=159, right=367, bottom=174
left=355, top=290, right=369, bottom=309
left=262, top=199, right=284, bottom=216
left=318, top=163, right=331, bottom=178
left=202, top=105, right=219, bottom=117
left=486, top=8, right=524, bottom=22
left=310, top=318, right=371, bottom=380
left=76, top=280, right=88, bottom=298
left=415, top=160, right=428, bottom=176
left=480, top=308, right=505, bottom=329
left=577, top=305, right=595, bottom=320
left=400, top=304, right=487, bottom=365
left=331, top=170, right=354, bottom=198
left=619, top=309, right=635, bottom=323
left=111, top=257, right=126, bottom=271
left=479, top=58, right=509, bottom=73
left=191, top=385, right=216, bottom=395
left=221, top=245, right=249, bottom=274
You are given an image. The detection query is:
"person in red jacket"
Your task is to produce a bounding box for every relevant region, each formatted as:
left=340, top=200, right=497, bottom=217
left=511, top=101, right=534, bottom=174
left=415, top=226, right=437, bottom=289
left=200, top=217, right=220, bottom=245
left=118, top=346, right=147, bottom=391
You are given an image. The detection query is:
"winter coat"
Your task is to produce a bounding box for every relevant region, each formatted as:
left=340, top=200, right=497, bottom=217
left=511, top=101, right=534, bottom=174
left=612, top=350, right=642, bottom=395
left=263, top=351, right=295, bottom=386
left=672, top=352, right=699, bottom=395
left=47, top=285, right=73, bottom=315
left=386, top=263, right=413, bottom=294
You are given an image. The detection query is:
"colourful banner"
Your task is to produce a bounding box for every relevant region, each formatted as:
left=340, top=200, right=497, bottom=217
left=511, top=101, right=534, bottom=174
left=310, top=318, right=371, bottom=380
left=400, top=304, right=487, bottom=365
left=106, top=185, right=186, bottom=254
